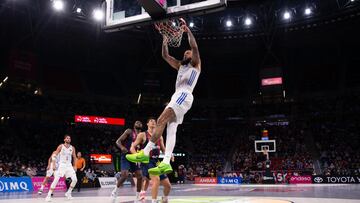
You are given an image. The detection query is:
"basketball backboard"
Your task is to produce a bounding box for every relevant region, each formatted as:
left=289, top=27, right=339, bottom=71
left=103, top=0, right=227, bottom=32
left=254, top=140, right=276, bottom=153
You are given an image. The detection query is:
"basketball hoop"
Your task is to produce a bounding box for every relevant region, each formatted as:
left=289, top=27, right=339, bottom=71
left=155, top=18, right=186, bottom=47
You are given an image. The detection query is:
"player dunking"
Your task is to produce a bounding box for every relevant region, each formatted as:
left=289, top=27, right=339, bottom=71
left=38, top=151, right=58, bottom=195
left=46, top=134, right=77, bottom=202
left=111, top=121, right=143, bottom=201
left=131, top=118, right=171, bottom=203
left=127, top=23, right=201, bottom=176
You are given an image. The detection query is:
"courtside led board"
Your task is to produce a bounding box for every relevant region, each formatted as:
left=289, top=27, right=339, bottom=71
left=103, top=0, right=226, bottom=31
left=75, top=115, right=125, bottom=126
left=90, top=154, right=112, bottom=164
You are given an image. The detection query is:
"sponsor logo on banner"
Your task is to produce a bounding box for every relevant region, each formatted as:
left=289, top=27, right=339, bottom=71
left=90, top=154, right=112, bottom=164
left=313, top=177, right=323, bottom=183
left=75, top=115, right=125, bottom=126
left=217, top=177, right=242, bottom=184
left=312, top=176, right=360, bottom=184
left=98, top=177, right=131, bottom=188
left=32, top=177, right=66, bottom=192
left=261, top=77, right=283, bottom=86
left=289, top=176, right=312, bottom=184
left=194, top=177, right=217, bottom=184
left=0, top=177, right=34, bottom=192
left=275, top=172, right=286, bottom=183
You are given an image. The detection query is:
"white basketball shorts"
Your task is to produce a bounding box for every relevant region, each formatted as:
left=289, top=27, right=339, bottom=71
left=55, top=165, right=75, bottom=178
left=166, top=91, right=194, bottom=124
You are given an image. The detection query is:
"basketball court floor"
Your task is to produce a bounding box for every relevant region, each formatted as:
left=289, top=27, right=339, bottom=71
left=1, top=184, right=360, bottom=203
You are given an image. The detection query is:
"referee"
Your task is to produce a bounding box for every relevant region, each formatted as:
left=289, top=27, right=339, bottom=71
left=75, top=152, right=86, bottom=192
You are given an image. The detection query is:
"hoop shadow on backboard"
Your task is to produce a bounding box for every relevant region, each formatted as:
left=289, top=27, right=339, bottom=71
left=103, top=0, right=227, bottom=32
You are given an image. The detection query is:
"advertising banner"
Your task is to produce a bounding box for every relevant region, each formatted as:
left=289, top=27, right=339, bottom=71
left=32, top=177, right=66, bottom=192
left=98, top=177, right=131, bottom=188
left=217, top=177, right=242, bottom=184
left=289, top=176, right=312, bottom=184
left=90, top=154, right=112, bottom=164
left=75, top=115, right=125, bottom=126
left=0, top=177, right=34, bottom=192
left=194, top=177, right=217, bottom=184
left=312, top=176, right=360, bottom=184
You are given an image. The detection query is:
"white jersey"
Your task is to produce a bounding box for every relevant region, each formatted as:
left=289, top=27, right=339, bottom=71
left=58, top=144, right=73, bottom=167
left=175, top=64, right=200, bottom=94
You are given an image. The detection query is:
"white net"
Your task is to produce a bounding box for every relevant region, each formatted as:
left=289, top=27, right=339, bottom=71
left=155, top=18, right=186, bottom=47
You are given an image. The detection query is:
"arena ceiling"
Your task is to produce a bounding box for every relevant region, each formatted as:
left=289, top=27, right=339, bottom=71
left=0, top=0, right=360, bottom=99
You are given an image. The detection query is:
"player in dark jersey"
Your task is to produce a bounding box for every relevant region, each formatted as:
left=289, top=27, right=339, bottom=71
left=131, top=118, right=171, bottom=203
left=111, top=121, right=143, bottom=201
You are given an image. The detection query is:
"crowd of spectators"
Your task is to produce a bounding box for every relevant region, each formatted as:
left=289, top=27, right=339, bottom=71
left=1, top=84, right=360, bottom=180
left=315, top=119, right=360, bottom=176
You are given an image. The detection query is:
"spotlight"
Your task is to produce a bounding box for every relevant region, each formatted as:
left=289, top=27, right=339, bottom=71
left=93, top=9, right=104, bottom=21
left=0, top=82, right=3, bottom=87
left=305, top=8, right=312, bottom=15
left=3, top=76, right=8, bottom=82
left=226, top=20, right=232, bottom=27
left=283, top=11, right=291, bottom=20
left=189, top=22, right=194, bottom=28
left=76, top=8, right=82, bottom=13
left=244, top=17, right=252, bottom=26
left=350, top=0, right=355, bottom=2
left=53, top=0, right=64, bottom=11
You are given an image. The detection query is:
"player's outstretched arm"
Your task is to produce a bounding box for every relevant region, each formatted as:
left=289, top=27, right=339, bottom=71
left=184, top=25, right=201, bottom=69
left=116, top=129, right=131, bottom=154
left=162, top=36, right=181, bottom=70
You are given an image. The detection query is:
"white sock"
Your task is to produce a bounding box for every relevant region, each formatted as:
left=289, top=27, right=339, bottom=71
left=143, top=141, right=156, bottom=156
left=152, top=199, right=157, bottom=203
left=163, top=196, right=168, bottom=201
left=163, top=122, right=178, bottom=164
left=67, top=186, right=74, bottom=193
left=40, top=185, right=44, bottom=190
left=112, top=186, right=120, bottom=194
left=136, top=192, right=140, bottom=198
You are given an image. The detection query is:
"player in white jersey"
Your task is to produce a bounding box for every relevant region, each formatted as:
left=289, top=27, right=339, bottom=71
left=45, top=134, right=78, bottom=202
left=38, top=151, right=59, bottom=195
left=127, top=22, right=201, bottom=176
